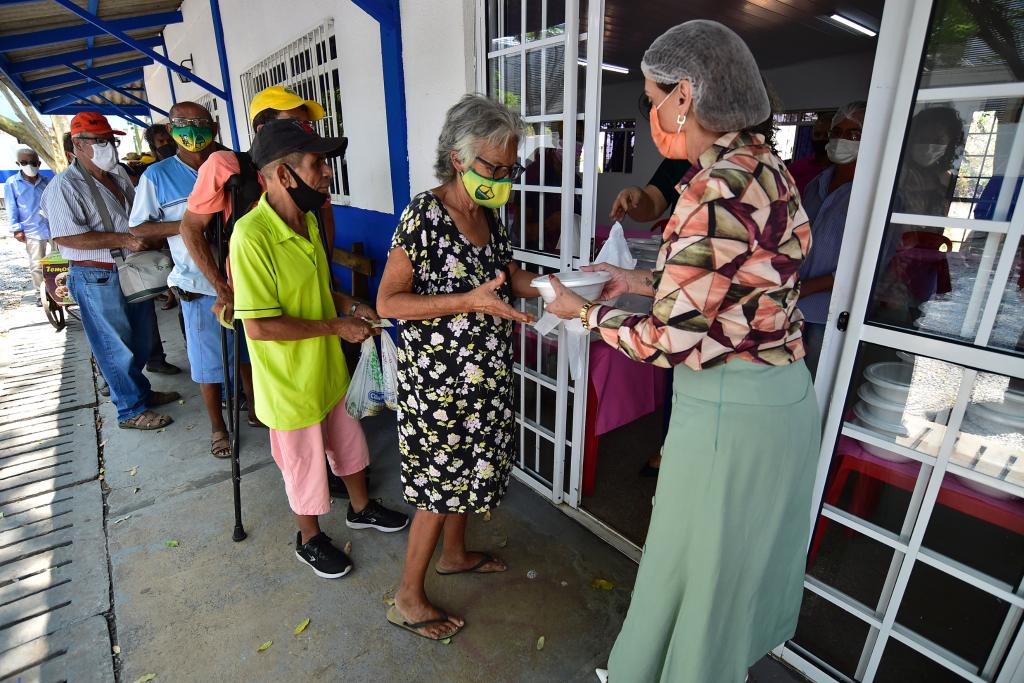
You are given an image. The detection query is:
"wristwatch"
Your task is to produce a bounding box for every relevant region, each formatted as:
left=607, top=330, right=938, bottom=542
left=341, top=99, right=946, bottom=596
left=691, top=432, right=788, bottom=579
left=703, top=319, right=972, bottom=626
left=349, top=302, right=359, bottom=316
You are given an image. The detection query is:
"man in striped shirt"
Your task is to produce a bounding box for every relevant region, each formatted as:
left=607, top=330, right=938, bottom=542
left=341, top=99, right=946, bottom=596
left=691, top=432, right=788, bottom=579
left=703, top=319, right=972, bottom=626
left=42, top=112, right=180, bottom=430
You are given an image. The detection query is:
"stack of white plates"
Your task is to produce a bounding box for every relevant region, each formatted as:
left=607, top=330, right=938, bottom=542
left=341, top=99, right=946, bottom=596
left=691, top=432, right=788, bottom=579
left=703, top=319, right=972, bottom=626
left=852, top=362, right=919, bottom=463
left=626, top=237, right=661, bottom=270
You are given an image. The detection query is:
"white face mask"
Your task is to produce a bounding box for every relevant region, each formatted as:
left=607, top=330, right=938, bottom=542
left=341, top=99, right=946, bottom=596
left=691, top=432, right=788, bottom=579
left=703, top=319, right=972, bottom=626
left=21, top=164, right=39, bottom=177
left=88, top=141, right=119, bottom=172
left=826, top=138, right=860, bottom=165
left=911, top=143, right=947, bottom=167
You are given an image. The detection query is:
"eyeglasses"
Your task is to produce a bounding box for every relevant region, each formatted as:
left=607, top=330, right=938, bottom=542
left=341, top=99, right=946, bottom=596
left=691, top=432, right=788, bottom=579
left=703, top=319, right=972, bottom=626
left=16, top=160, right=39, bottom=166
left=829, top=127, right=862, bottom=142
left=170, top=117, right=214, bottom=128
left=638, top=92, right=653, bottom=118
left=474, top=156, right=525, bottom=181
left=78, top=137, right=120, bottom=148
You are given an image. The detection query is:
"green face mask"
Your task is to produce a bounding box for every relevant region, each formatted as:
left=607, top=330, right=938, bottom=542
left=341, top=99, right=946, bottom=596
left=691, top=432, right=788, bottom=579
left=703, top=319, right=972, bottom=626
left=170, top=125, right=214, bottom=153
left=461, top=168, right=513, bottom=208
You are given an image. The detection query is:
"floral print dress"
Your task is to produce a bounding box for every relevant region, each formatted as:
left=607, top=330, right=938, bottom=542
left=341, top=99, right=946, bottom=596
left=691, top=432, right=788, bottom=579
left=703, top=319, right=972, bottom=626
left=391, top=191, right=516, bottom=514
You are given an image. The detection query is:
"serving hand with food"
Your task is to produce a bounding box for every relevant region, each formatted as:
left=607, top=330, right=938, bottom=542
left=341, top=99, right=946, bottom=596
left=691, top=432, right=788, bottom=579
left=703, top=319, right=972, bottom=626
left=543, top=263, right=655, bottom=321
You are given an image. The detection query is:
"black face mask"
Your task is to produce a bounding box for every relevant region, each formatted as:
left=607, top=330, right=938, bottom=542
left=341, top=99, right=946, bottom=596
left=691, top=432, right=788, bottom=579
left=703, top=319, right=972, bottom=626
left=156, top=142, right=177, bottom=160
left=285, top=164, right=329, bottom=213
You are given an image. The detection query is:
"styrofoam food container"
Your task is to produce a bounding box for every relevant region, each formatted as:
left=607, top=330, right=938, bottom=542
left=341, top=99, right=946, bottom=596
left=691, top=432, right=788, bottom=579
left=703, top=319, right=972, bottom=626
left=852, top=403, right=914, bottom=463
left=954, top=475, right=1017, bottom=501
left=857, top=384, right=909, bottom=425
left=532, top=271, right=612, bottom=304
left=864, top=362, right=914, bottom=403
left=965, top=402, right=1024, bottom=433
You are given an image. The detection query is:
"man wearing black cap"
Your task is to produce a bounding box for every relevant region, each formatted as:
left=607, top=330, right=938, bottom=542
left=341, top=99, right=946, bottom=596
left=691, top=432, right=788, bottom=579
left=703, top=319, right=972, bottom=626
left=230, top=119, right=408, bottom=579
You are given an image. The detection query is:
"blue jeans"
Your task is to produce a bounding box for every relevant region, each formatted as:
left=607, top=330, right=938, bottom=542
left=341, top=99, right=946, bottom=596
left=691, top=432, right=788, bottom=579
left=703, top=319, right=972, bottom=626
left=68, top=265, right=153, bottom=421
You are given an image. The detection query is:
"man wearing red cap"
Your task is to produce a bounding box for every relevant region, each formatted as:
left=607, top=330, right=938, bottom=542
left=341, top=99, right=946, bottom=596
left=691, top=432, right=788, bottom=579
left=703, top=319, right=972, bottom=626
left=42, top=112, right=180, bottom=430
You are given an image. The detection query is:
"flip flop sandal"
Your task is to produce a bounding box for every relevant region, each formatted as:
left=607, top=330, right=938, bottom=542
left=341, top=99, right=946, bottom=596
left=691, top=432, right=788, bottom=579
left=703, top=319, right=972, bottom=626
left=385, top=605, right=461, bottom=641
left=119, top=410, right=173, bottom=430
left=435, top=553, right=503, bottom=576
left=147, top=390, right=181, bottom=407
left=211, top=431, right=231, bottom=459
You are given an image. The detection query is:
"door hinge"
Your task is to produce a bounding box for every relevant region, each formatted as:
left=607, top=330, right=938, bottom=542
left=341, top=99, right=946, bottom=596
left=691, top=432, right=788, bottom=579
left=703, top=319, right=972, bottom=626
left=837, top=311, right=850, bottom=331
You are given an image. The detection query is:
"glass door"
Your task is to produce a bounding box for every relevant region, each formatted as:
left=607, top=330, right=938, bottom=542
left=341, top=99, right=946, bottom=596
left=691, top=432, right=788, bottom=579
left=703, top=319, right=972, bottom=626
left=784, top=1, right=1024, bottom=681
left=479, top=0, right=601, bottom=505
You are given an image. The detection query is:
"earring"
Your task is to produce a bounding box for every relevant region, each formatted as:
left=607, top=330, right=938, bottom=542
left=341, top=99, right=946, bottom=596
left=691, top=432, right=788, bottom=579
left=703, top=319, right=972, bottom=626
left=676, top=113, right=687, bottom=132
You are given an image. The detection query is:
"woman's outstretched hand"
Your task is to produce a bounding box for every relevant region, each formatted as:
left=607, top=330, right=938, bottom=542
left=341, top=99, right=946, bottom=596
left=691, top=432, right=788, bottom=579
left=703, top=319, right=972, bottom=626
left=467, top=271, right=534, bottom=323
left=545, top=275, right=587, bottom=320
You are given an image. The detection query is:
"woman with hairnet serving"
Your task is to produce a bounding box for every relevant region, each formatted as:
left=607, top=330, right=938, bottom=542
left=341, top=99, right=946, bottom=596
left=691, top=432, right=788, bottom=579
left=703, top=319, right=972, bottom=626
left=546, top=20, right=821, bottom=682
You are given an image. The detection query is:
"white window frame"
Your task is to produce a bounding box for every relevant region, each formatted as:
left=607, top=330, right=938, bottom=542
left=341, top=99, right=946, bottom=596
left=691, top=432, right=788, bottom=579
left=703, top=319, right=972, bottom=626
left=238, top=19, right=349, bottom=204
left=782, top=0, right=1024, bottom=680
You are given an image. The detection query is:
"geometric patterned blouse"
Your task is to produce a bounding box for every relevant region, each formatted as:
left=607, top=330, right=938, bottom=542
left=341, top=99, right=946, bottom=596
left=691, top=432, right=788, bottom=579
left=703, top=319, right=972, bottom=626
left=586, top=132, right=811, bottom=371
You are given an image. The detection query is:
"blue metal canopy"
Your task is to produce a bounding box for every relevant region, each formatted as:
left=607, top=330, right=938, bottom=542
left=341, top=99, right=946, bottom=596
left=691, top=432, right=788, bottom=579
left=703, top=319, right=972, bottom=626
left=0, top=0, right=239, bottom=144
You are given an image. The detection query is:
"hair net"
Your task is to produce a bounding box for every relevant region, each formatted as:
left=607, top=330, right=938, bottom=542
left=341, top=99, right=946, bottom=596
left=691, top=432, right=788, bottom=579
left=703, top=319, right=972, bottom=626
left=832, top=101, right=867, bottom=128
left=641, top=20, right=769, bottom=132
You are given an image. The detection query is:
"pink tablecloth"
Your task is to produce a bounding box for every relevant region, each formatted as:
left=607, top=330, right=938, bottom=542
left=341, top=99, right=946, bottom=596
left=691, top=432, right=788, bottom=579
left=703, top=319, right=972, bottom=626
left=589, top=340, right=669, bottom=435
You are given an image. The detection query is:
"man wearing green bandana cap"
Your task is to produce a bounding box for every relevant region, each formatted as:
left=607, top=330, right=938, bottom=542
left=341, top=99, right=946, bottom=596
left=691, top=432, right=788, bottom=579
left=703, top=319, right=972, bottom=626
left=129, top=101, right=260, bottom=459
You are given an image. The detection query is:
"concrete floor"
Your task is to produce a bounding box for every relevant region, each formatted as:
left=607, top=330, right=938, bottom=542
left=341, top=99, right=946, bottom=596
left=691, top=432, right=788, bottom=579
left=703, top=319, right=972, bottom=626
left=102, top=307, right=809, bottom=683
left=0, top=246, right=810, bottom=683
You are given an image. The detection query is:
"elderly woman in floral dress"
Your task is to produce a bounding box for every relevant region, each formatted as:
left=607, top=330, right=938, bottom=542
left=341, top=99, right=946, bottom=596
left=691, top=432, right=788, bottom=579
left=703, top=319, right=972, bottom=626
left=377, top=94, right=537, bottom=641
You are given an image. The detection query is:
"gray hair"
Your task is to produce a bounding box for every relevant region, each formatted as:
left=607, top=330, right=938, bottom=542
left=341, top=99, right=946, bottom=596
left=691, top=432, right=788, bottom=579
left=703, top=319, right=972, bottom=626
left=16, top=147, right=38, bottom=158
left=832, top=101, right=867, bottom=128
left=434, top=94, right=526, bottom=183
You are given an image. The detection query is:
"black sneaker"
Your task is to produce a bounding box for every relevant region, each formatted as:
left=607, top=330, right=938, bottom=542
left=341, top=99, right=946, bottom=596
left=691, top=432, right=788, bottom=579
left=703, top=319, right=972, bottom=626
left=146, top=360, right=182, bottom=375
left=327, top=470, right=349, bottom=499
left=294, top=532, right=352, bottom=579
left=346, top=499, right=409, bottom=533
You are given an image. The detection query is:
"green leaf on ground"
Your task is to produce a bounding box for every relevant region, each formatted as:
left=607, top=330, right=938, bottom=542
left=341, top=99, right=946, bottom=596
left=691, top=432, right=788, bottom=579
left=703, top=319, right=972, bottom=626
left=256, top=640, right=272, bottom=653
left=112, top=645, right=121, bottom=655
left=178, top=399, right=185, bottom=405
left=294, top=618, right=310, bottom=636
left=165, top=540, right=179, bottom=548
left=591, top=578, right=615, bottom=591
left=132, top=675, right=156, bottom=683
left=128, top=467, right=137, bottom=476
left=440, top=637, right=452, bottom=645
left=536, top=635, right=546, bottom=651
left=383, top=594, right=395, bottom=606
left=343, top=541, right=352, bottom=555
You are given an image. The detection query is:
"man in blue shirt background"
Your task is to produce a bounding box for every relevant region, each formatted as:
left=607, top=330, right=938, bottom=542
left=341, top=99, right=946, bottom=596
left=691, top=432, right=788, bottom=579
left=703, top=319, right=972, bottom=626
left=129, top=101, right=259, bottom=458
left=4, top=147, right=51, bottom=306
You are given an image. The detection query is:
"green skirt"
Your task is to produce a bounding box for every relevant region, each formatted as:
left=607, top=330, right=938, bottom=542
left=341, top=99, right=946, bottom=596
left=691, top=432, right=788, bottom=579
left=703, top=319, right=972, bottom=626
left=608, top=359, right=821, bottom=683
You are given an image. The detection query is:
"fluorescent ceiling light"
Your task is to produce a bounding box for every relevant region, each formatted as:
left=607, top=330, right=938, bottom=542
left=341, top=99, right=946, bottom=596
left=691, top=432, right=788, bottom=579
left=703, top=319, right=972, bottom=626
left=828, top=13, right=877, bottom=37
left=577, top=59, right=630, bottom=74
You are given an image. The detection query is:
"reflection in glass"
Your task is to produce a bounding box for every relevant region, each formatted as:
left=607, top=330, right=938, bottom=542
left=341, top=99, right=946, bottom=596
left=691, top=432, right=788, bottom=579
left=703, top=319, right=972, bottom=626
left=894, top=106, right=966, bottom=217
left=791, top=591, right=872, bottom=680
left=921, top=0, right=1024, bottom=89
left=843, top=348, right=964, bottom=459
left=989, top=242, right=1024, bottom=355
left=953, top=372, right=1024, bottom=497
left=869, top=226, right=1004, bottom=341
left=525, top=46, right=565, bottom=116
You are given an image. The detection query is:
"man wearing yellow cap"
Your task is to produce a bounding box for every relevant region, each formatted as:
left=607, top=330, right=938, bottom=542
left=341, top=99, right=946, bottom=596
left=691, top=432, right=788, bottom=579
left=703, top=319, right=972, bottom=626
left=180, top=86, right=329, bottom=324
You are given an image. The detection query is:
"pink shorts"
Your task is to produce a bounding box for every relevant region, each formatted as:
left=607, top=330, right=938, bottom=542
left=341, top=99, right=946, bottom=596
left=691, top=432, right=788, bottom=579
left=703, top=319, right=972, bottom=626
left=268, top=401, right=370, bottom=515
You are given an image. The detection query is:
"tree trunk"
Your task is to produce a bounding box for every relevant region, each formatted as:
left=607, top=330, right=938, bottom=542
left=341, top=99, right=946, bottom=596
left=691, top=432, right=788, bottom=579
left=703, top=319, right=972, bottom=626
left=0, top=81, right=68, bottom=171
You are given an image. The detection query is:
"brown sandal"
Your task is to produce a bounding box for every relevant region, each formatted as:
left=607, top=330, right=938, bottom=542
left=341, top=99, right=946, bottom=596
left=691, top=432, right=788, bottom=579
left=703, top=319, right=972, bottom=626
left=211, top=431, right=231, bottom=458
left=119, top=410, right=173, bottom=430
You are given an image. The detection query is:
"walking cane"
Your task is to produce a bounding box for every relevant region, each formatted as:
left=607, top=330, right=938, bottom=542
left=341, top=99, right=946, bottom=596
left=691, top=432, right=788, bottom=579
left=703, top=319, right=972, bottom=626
left=214, top=199, right=247, bottom=543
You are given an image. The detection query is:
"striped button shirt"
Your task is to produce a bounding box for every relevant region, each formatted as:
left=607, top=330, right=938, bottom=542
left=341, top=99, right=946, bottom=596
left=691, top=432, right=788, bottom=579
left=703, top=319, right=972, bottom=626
left=41, top=162, right=135, bottom=263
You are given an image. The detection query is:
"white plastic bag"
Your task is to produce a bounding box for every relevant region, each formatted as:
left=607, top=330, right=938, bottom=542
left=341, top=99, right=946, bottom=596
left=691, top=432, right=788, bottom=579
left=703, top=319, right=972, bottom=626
left=344, top=337, right=386, bottom=419
left=380, top=331, right=399, bottom=411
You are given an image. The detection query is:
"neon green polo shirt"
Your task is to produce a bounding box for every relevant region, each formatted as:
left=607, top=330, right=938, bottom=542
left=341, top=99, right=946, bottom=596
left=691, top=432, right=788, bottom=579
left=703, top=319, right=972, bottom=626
left=230, top=193, right=350, bottom=430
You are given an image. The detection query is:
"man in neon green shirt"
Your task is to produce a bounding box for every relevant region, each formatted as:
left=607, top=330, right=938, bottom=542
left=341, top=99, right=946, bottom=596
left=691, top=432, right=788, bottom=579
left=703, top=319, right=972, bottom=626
left=231, top=119, right=408, bottom=579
